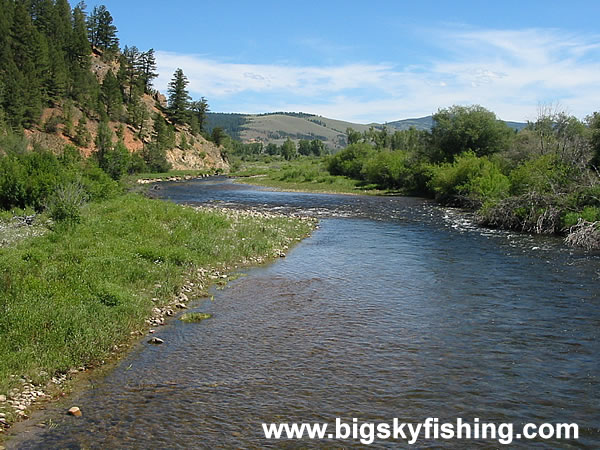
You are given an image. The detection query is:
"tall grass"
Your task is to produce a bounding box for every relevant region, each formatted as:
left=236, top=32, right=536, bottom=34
left=0, top=194, right=314, bottom=395
left=232, top=158, right=380, bottom=194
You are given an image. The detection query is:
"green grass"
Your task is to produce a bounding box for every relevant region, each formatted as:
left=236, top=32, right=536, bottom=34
left=230, top=158, right=385, bottom=195
left=0, top=194, right=314, bottom=399
left=180, top=312, right=212, bottom=323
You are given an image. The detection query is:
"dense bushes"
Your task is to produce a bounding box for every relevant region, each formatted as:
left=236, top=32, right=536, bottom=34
left=327, top=143, right=374, bottom=179
left=429, top=152, right=510, bottom=206
left=327, top=144, right=427, bottom=191
left=0, top=146, right=119, bottom=213
left=361, top=151, right=412, bottom=189
left=325, top=104, right=600, bottom=245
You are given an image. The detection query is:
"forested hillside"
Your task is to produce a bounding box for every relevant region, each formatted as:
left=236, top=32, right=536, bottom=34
left=0, top=0, right=227, bottom=173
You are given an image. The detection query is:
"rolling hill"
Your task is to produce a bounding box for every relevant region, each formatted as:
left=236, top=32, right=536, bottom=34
left=206, top=112, right=526, bottom=149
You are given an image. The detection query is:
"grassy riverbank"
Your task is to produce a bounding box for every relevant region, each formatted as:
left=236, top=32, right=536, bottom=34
left=0, top=194, right=315, bottom=428
left=231, top=158, right=387, bottom=195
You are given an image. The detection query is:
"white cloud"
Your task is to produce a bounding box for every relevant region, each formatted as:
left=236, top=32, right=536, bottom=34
left=155, top=27, right=600, bottom=123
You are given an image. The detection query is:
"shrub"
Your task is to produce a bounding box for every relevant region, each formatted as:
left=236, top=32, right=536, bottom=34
left=478, top=192, right=564, bottom=234
left=128, top=152, right=147, bottom=174
left=564, top=219, right=600, bottom=250
left=0, top=156, right=27, bottom=209
left=142, top=142, right=171, bottom=173
left=43, top=114, right=62, bottom=134
left=429, top=151, right=509, bottom=205
left=46, top=182, right=88, bottom=224
left=99, top=142, right=131, bottom=180
left=361, top=150, right=412, bottom=190
left=509, top=154, right=575, bottom=195
left=327, top=143, right=374, bottom=179
left=562, top=206, right=600, bottom=229
left=77, top=164, right=120, bottom=201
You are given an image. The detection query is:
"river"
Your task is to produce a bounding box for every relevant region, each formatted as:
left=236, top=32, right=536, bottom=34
left=11, top=178, right=600, bottom=448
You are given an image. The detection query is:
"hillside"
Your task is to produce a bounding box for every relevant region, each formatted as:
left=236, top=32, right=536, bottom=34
left=0, top=2, right=227, bottom=173
left=207, top=112, right=526, bottom=149
left=20, top=51, right=228, bottom=172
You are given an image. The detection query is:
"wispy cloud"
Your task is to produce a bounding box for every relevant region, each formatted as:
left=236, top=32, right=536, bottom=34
left=155, top=27, right=600, bottom=123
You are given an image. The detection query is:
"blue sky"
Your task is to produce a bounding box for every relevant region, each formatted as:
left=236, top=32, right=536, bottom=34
left=83, top=1, right=600, bottom=123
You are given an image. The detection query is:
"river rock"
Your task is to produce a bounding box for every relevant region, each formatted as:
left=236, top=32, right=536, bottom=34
left=0, top=395, right=6, bottom=402
left=68, top=406, right=82, bottom=417
left=148, top=337, right=164, bottom=345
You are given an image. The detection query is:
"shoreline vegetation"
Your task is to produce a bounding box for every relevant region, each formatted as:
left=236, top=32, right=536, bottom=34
left=226, top=105, right=600, bottom=250
left=229, top=159, right=388, bottom=196
left=0, top=185, right=316, bottom=436
left=231, top=161, right=600, bottom=250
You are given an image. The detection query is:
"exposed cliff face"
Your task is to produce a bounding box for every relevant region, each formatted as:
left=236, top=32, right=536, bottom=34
left=26, top=51, right=228, bottom=172
left=166, top=126, right=228, bottom=171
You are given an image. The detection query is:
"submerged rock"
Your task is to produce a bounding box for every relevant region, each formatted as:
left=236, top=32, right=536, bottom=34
left=67, top=406, right=82, bottom=417
left=148, top=337, right=164, bottom=345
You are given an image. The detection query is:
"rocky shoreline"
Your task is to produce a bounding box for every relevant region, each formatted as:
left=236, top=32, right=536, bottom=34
left=0, top=205, right=317, bottom=442
left=136, top=173, right=216, bottom=184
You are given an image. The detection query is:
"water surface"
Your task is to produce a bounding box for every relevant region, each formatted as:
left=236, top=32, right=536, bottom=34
left=13, top=178, right=600, bottom=448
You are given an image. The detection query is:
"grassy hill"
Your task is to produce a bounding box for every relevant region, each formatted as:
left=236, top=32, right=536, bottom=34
left=207, top=112, right=526, bottom=149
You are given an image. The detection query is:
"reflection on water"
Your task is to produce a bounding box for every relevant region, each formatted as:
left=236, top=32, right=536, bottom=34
left=13, top=178, right=600, bottom=448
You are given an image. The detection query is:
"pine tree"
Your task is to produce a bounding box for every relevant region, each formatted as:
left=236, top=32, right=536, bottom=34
left=211, top=127, right=226, bottom=147
left=47, top=43, right=68, bottom=103
left=179, top=134, right=188, bottom=150
left=11, top=3, right=43, bottom=125
left=121, top=45, right=143, bottom=102
left=53, top=0, right=73, bottom=52
left=69, top=2, right=91, bottom=69
left=101, top=70, right=122, bottom=120
left=87, top=5, right=119, bottom=56
left=95, top=118, right=113, bottom=162
left=190, top=97, right=209, bottom=133
left=74, top=115, right=91, bottom=146
left=167, top=68, right=191, bottom=125
left=152, top=112, right=176, bottom=150
left=62, top=100, right=74, bottom=137
left=139, top=49, right=158, bottom=93
left=2, top=61, right=26, bottom=129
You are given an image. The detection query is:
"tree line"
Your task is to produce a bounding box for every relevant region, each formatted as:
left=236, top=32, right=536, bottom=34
left=227, top=137, right=328, bottom=161
left=329, top=104, right=600, bottom=242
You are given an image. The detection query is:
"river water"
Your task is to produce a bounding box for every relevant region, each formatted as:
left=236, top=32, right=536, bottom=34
left=11, top=178, right=600, bottom=448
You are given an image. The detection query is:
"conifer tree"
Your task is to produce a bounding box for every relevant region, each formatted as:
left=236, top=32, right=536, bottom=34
left=95, top=118, right=113, bottom=162
left=87, top=5, right=119, bottom=55
left=101, top=70, right=122, bottom=120
left=152, top=112, right=176, bottom=150
left=74, top=115, right=91, bottom=146
left=121, top=45, right=142, bottom=102
left=139, top=49, right=158, bottom=93
left=69, top=3, right=91, bottom=69
left=190, top=97, right=209, bottom=133
left=167, top=68, right=191, bottom=125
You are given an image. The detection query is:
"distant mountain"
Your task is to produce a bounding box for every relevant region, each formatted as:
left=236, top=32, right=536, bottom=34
left=206, top=112, right=527, bottom=149
left=383, top=116, right=434, bottom=131
left=206, top=112, right=380, bottom=149
left=504, top=121, right=528, bottom=132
